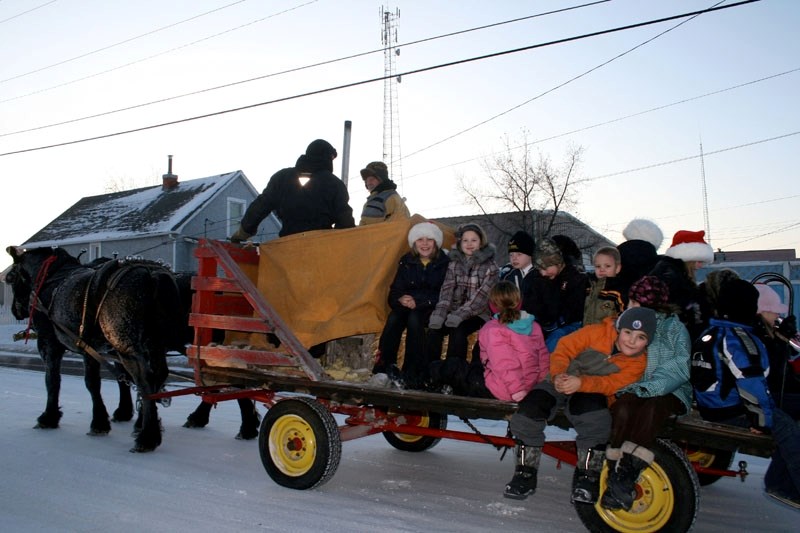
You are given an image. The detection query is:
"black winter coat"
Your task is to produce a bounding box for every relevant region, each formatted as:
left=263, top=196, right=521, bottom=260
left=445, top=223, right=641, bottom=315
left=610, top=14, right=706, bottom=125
left=502, top=268, right=538, bottom=315
left=649, top=256, right=705, bottom=340
left=388, top=251, right=450, bottom=313
left=241, top=164, right=355, bottom=237
left=529, top=264, right=588, bottom=331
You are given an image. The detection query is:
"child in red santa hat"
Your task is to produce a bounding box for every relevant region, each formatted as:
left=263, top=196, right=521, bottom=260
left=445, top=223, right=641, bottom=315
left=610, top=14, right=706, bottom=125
left=650, top=229, right=714, bottom=340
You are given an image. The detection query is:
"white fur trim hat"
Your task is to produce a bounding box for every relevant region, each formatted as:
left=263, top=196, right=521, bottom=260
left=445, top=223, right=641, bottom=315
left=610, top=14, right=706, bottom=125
left=664, top=229, right=714, bottom=263
left=408, top=222, right=443, bottom=249
left=622, top=219, right=663, bottom=250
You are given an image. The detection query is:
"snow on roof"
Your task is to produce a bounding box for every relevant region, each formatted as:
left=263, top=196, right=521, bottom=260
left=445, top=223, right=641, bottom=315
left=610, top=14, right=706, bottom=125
left=24, top=171, right=246, bottom=247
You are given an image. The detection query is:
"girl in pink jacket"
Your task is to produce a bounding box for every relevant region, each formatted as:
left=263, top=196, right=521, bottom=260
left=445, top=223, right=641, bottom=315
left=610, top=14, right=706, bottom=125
left=479, top=281, right=550, bottom=401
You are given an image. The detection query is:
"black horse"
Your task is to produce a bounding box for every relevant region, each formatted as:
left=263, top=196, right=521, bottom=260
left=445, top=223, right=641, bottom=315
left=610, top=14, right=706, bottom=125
left=6, top=246, right=182, bottom=452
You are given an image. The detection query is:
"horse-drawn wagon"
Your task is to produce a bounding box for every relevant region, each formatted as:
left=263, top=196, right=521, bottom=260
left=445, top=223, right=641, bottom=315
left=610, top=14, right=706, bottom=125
left=148, top=232, right=775, bottom=533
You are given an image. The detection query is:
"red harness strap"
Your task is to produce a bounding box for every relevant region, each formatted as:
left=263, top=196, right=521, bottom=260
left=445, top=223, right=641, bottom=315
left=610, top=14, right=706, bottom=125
left=24, top=255, right=57, bottom=343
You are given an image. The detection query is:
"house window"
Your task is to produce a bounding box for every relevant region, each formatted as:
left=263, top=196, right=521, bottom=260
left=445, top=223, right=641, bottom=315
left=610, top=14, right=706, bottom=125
left=228, top=198, right=246, bottom=237
left=90, top=244, right=101, bottom=261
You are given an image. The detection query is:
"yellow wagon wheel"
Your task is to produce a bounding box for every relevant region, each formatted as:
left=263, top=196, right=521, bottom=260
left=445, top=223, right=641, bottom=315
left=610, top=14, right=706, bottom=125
left=574, top=439, right=700, bottom=533
left=259, top=397, right=341, bottom=490
left=383, top=410, right=448, bottom=452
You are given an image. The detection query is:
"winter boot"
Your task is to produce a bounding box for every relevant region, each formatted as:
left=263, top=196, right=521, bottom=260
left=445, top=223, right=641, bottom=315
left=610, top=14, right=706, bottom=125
left=504, top=444, right=542, bottom=500
left=571, top=447, right=606, bottom=504
left=600, top=441, right=654, bottom=511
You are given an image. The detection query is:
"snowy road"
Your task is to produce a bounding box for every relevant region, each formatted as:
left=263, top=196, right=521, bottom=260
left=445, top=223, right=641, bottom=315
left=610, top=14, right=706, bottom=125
left=1, top=367, right=796, bottom=532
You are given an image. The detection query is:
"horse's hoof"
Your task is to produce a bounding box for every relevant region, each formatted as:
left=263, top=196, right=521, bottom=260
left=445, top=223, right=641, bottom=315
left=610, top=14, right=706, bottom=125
left=33, top=422, right=58, bottom=429
left=112, top=413, right=133, bottom=423
left=183, top=419, right=207, bottom=429
left=87, top=429, right=110, bottom=436
left=235, top=430, right=258, bottom=440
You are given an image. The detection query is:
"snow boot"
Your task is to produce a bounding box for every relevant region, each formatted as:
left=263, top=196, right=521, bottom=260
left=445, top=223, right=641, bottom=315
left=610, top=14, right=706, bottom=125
left=504, top=444, right=541, bottom=500
left=571, top=447, right=606, bottom=504
left=601, top=441, right=654, bottom=511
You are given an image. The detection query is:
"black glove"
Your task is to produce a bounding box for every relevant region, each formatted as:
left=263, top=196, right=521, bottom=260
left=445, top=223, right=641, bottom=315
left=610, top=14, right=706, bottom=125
left=777, top=315, right=797, bottom=340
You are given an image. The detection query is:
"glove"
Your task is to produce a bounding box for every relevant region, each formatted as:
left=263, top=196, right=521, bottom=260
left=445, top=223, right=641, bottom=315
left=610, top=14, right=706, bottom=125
left=444, top=314, right=462, bottom=328
left=230, top=226, right=252, bottom=244
left=428, top=315, right=444, bottom=330
left=777, top=315, right=797, bottom=340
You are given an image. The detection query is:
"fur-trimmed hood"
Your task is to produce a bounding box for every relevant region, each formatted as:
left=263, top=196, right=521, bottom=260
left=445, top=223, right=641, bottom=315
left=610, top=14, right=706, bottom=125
left=448, top=243, right=496, bottom=266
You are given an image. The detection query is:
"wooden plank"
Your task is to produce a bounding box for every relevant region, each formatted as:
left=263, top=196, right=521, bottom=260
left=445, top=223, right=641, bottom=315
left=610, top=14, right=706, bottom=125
left=191, top=276, right=245, bottom=293
left=189, top=344, right=299, bottom=367
left=203, top=239, right=327, bottom=381
left=189, top=312, right=271, bottom=333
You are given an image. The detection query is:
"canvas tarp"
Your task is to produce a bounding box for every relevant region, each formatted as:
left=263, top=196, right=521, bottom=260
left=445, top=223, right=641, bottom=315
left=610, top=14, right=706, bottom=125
left=253, top=214, right=455, bottom=348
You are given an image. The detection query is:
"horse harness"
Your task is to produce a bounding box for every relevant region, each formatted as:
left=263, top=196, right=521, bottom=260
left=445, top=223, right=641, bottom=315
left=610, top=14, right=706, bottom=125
left=29, top=261, right=165, bottom=383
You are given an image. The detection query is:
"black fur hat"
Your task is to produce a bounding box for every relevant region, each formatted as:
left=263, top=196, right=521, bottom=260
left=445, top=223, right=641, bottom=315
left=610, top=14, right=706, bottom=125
left=717, top=279, right=759, bottom=325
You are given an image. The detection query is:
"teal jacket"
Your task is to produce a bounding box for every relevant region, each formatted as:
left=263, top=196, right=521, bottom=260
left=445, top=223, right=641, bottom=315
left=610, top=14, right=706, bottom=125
left=618, top=312, right=693, bottom=413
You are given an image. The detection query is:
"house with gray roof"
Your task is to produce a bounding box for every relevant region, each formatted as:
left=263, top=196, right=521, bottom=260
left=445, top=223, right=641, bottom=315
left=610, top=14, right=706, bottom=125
left=19, top=161, right=280, bottom=273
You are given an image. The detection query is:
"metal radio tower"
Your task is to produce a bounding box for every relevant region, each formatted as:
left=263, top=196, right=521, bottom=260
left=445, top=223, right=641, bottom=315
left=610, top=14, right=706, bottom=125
left=381, top=6, right=402, bottom=189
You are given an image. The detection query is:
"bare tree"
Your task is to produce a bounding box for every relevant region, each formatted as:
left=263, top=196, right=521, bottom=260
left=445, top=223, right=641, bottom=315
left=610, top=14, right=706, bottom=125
left=103, top=167, right=160, bottom=193
left=459, top=129, right=584, bottom=240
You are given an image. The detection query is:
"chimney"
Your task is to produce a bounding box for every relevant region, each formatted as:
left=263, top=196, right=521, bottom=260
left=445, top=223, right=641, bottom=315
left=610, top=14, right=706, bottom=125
left=162, top=155, right=178, bottom=190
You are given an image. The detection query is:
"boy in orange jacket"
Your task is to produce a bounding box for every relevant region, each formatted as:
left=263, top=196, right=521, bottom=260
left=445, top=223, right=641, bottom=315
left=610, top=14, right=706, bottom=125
left=503, top=307, right=655, bottom=504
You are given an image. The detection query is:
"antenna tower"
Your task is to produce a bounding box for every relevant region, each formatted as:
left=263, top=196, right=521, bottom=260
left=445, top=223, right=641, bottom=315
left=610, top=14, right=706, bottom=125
left=699, top=140, right=711, bottom=244
left=381, top=6, right=402, bottom=189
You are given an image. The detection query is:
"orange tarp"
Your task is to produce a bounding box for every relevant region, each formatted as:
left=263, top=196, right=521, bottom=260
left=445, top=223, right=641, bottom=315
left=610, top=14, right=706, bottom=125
left=255, top=214, right=454, bottom=348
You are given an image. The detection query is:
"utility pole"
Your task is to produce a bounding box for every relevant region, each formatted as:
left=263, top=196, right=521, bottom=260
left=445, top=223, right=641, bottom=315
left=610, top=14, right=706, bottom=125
left=381, top=6, right=402, bottom=191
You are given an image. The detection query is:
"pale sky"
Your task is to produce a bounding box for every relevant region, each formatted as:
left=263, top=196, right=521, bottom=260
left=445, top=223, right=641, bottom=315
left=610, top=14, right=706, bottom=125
left=1, top=0, right=797, bottom=271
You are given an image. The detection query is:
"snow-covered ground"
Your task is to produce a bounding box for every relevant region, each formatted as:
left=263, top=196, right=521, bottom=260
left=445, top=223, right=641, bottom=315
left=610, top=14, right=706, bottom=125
left=0, top=324, right=797, bottom=532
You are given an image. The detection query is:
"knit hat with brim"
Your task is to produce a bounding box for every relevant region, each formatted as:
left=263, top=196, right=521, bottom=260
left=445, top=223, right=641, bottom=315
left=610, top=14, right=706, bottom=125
left=535, top=238, right=564, bottom=269
left=665, top=230, right=714, bottom=263
left=360, top=161, right=389, bottom=182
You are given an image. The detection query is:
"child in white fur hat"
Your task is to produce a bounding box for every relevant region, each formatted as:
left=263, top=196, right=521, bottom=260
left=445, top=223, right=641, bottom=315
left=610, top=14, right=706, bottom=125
left=373, top=222, right=450, bottom=386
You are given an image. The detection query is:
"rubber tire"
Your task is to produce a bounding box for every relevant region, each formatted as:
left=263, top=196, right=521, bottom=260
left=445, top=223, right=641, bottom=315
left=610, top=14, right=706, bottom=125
left=684, top=446, right=735, bottom=486
left=574, top=438, right=700, bottom=533
left=258, top=397, right=341, bottom=490
left=382, top=411, right=448, bottom=452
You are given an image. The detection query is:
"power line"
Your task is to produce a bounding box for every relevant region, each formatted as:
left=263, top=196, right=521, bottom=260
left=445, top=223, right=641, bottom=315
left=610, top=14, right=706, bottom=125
left=400, top=0, right=730, bottom=162
left=0, top=0, right=57, bottom=25
left=401, top=67, right=800, bottom=181
left=0, top=0, right=250, bottom=85
left=0, top=0, right=610, bottom=137
left=722, top=220, right=800, bottom=248
left=0, top=1, right=317, bottom=104
left=575, top=130, right=800, bottom=184
left=0, top=0, right=762, bottom=158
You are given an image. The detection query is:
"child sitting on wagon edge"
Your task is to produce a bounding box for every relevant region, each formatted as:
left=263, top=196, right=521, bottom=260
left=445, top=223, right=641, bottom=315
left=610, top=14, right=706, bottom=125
left=475, top=281, right=550, bottom=400
left=504, top=307, right=655, bottom=503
